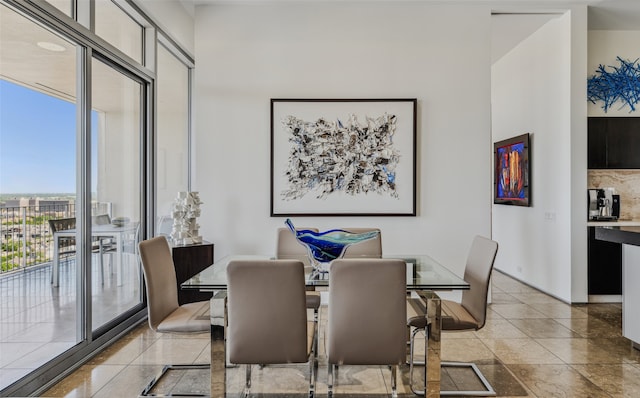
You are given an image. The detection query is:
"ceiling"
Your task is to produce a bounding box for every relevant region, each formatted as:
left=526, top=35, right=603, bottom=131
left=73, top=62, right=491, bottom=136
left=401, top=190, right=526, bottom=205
left=2, top=0, right=640, bottom=109
left=184, top=0, right=640, bottom=62
left=186, top=0, right=640, bottom=29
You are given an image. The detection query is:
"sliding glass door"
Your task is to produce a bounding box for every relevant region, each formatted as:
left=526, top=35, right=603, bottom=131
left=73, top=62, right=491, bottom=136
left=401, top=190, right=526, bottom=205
left=0, top=3, right=81, bottom=388
left=90, top=57, right=144, bottom=331
left=1, top=1, right=149, bottom=394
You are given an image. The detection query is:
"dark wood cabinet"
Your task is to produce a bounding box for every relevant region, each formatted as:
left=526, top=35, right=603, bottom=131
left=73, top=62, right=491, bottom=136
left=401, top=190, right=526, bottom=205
left=587, top=118, right=608, bottom=168
left=588, top=227, right=621, bottom=295
left=588, top=117, right=640, bottom=169
left=172, top=241, right=214, bottom=305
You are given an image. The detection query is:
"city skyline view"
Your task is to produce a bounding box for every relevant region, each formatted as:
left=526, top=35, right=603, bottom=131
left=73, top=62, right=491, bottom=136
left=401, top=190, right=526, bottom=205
left=0, top=79, right=98, bottom=195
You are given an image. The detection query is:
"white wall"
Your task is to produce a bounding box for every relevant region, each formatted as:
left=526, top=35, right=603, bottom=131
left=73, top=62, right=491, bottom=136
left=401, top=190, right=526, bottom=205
left=492, top=11, right=580, bottom=302
left=193, top=3, right=494, bottom=275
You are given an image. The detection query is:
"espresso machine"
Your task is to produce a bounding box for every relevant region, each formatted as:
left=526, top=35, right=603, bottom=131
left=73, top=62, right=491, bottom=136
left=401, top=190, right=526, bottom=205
left=588, top=188, right=619, bottom=221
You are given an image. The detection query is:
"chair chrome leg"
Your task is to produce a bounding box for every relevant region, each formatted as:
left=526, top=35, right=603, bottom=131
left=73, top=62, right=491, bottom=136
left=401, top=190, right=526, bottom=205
left=244, top=364, right=252, bottom=397
left=313, top=308, right=319, bottom=356
left=328, top=364, right=335, bottom=397
left=391, top=365, right=398, bottom=398
left=409, top=326, right=426, bottom=396
left=309, top=341, right=316, bottom=397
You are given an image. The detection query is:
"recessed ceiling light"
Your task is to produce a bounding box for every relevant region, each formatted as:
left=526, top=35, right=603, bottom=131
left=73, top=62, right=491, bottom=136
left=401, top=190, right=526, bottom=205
left=37, top=41, right=66, bottom=52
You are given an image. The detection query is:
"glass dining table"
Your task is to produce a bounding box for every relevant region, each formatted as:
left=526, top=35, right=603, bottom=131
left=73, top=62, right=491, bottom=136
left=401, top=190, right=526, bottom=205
left=181, top=254, right=469, bottom=398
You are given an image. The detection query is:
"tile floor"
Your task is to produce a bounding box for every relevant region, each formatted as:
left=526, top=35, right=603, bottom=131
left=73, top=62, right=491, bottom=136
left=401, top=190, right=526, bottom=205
left=41, top=271, right=640, bottom=397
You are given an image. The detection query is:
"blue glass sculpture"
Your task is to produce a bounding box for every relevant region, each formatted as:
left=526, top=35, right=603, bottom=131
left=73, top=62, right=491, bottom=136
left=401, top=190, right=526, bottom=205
left=285, top=218, right=380, bottom=272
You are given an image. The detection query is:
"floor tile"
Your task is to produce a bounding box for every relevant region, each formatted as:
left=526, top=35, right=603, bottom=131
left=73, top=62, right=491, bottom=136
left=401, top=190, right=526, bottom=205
left=536, top=338, right=627, bottom=365
left=482, top=338, right=564, bottom=365
left=509, top=318, right=581, bottom=339
left=572, top=364, right=640, bottom=398
left=490, top=304, right=547, bottom=319
left=508, top=364, right=611, bottom=398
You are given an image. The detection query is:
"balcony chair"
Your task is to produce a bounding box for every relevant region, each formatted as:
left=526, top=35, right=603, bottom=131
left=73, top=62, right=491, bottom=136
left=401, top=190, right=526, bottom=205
left=100, top=221, right=141, bottom=284
left=48, top=217, right=76, bottom=266
left=226, top=259, right=318, bottom=397
left=157, top=214, right=173, bottom=237
left=327, top=258, right=406, bottom=398
left=91, top=214, right=115, bottom=279
left=407, top=235, right=498, bottom=396
left=138, top=236, right=210, bottom=397
left=276, top=226, right=322, bottom=324
left=49, top=217, right=107, bottom=285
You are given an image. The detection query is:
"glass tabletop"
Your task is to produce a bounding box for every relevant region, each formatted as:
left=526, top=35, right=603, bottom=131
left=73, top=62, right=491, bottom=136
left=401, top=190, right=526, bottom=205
left=181, top=254, right=469, bottom=291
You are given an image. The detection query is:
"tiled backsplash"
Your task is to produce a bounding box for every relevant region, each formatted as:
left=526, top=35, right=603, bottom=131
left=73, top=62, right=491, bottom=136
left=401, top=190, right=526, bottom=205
left=588, top=170, right=640, bottom=220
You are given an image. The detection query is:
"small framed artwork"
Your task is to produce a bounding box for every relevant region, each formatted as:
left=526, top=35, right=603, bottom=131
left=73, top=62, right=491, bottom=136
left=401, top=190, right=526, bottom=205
left=494, top=133, right=531, bottom=206
left=271, top=98, right=417, bottom=216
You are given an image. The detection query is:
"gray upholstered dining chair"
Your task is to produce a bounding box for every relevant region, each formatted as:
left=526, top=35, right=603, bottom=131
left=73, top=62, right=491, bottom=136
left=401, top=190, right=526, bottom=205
left=327, top=258, right=406, bottom=398
left=340, top=227, right=382, bottom=258
left=276, top=226, right=322, bottom=324
left=276, top=226, right=319, bottom=258
left=226, top=259, right=318, bottom=397
left=138, top=236, right=210, bottom=397
left=407, top=235, right=498, bottom=396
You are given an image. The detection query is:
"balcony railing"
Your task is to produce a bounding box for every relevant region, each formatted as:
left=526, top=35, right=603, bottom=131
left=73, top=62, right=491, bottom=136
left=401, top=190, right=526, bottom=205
left=0, top=202, right=111, bottom=274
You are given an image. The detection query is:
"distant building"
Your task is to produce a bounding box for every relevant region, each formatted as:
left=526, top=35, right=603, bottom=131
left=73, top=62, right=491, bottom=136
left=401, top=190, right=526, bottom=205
left=37, top=199, right=72, bottom=213
left=0, top=197, right=73, bottom=214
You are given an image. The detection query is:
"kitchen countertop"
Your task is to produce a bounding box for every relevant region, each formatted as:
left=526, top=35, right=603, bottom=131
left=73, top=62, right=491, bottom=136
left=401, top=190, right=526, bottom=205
left=587, top=220, right=640, bottom=227
left=595, top=225, right=640, bottom=246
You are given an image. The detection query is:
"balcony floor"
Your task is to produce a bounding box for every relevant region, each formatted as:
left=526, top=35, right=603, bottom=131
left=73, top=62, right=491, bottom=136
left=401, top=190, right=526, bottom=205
left=0, top=257, right=141, bottom=392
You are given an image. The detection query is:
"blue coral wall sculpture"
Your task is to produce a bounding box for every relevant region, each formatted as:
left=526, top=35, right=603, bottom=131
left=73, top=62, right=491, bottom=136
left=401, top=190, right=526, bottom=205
left=587, top=56, right=640, bottom=113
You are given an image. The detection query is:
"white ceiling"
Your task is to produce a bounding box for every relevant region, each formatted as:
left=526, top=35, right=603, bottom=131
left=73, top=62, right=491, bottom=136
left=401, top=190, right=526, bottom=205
left=184, top=0, right=640, bottom=63
left=2, top=0, right=640, bottom=106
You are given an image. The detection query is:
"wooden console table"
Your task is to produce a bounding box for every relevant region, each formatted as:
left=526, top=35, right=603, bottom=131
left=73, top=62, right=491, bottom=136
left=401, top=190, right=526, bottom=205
left=172, top=241, right=214, bottom=304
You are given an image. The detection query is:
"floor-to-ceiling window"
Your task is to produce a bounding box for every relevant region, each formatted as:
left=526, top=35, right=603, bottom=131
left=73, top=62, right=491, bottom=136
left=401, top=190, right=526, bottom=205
left=0, top=1, right=193, bottom=395
left=156, top=41, right=191, bottom=228
left=0, top=4, right=81, bottom=388
left=90, top=57, right=144, bottom=331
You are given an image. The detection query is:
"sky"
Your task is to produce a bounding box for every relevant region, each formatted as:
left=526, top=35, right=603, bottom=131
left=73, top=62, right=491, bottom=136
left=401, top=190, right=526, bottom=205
left=0, top=80, right=96, bottom=194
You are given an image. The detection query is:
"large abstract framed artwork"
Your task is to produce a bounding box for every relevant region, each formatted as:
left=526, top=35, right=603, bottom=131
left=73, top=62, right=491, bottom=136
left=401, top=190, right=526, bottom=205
left=271, top=98, right=417, bottom=216
left=494, top=133, right=531, bottom=207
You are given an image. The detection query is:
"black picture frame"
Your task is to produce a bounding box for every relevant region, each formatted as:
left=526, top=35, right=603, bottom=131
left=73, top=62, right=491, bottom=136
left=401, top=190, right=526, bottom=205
left=494, top=133, right=531, bottom=207
left=270, top=98, right=417, bottom=216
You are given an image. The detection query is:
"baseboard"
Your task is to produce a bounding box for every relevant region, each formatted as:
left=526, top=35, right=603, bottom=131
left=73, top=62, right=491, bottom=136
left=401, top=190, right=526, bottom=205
left=588, top=294, right=622, bottom=303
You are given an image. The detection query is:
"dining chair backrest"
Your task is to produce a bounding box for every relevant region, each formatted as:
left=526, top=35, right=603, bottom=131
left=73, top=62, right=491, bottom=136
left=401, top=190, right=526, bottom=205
left=138, top=236, right=180, bottom=331
left=341, top=227, right=382, bottom=258
left=276, top=226, right=318, bottom=258
left=327, top=258, right=406, bottom=365
left=226, top=259, right=311, bottom=364
left=459, top=235, right=499, bottom=330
